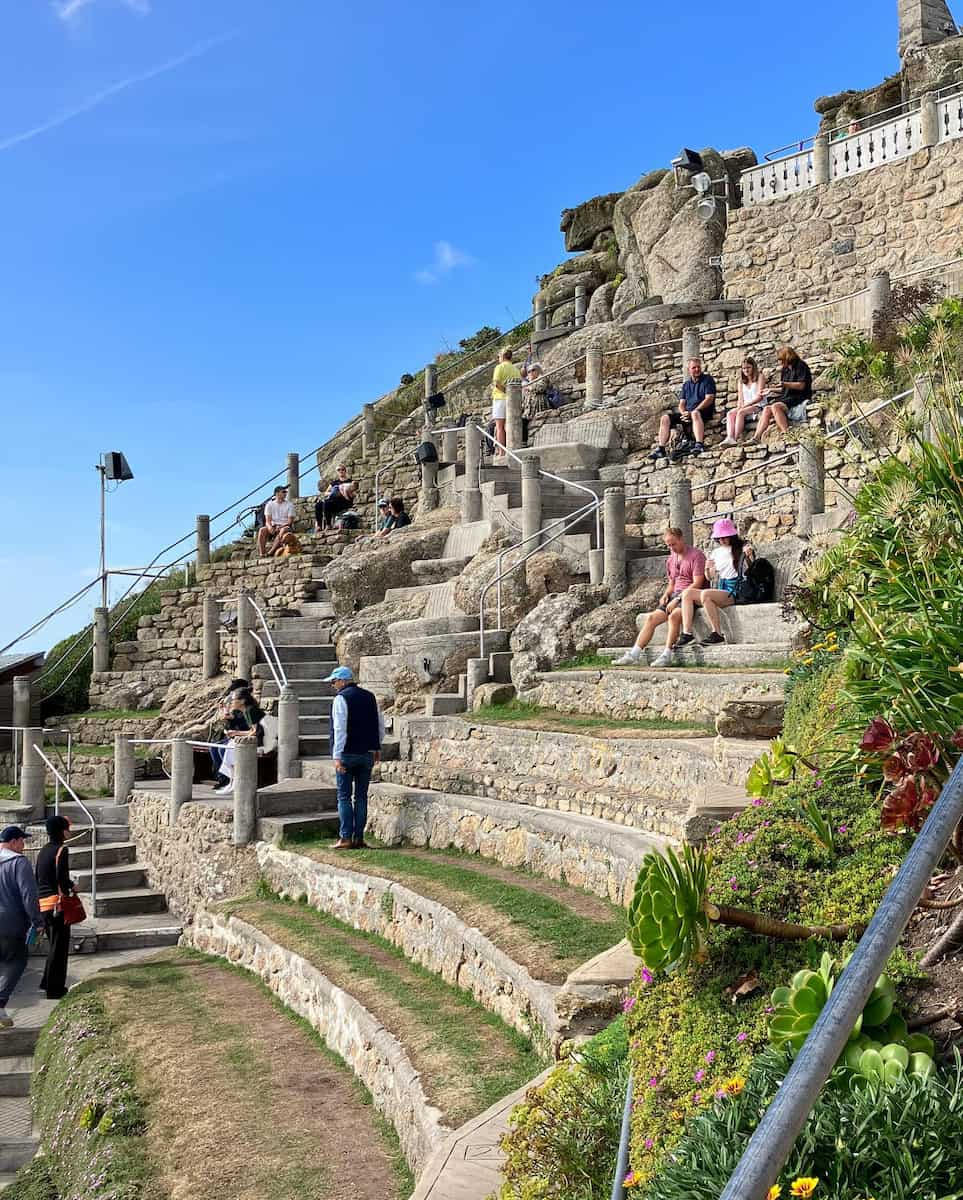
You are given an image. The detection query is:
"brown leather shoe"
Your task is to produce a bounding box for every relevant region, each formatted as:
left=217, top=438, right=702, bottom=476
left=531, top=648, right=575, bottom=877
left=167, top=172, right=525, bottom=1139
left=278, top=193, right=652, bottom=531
left=332, top=839, right=353, bottom=850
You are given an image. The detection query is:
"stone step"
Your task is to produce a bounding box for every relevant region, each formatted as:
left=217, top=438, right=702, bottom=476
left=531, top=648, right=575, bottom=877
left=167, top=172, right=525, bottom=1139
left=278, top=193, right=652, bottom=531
left=294, top=601, right=333, bottom=618
left=387, top=614, right=479, bottom=647
left=410, top=556, right=472, bottom=582
left=259, top=679, right=335, bottom=700
left=298, top=698, right=334, bottom=718
left=85, top=887, right=169, bottom=920
left=0, top=1059, right=33, bottom=1098
left=425, top=694, right=468, bottom=716
left=74, top=862, right=147, bottom=893
left=597, top=641, right=791, bottom=669
left=529, top=665, right=785, bottom=725
left=33, top=822, right=132, bottom=846
left=254, top=662, right=337, bottom=682
left=43, top=800, right=129, bottom=825
left=257, top=780, right=339, bottom=817
left=257, top=810, right=340, bottom=842
left=269, top=643, right=337, bottom=664
left=62, top=841, right=138, bottom=870
left=389, top=628, right=510, bottom=659
left=0, top=1137, right=37, bottom=1175
left=263, top=627, right=329, bottom=646
left=68, top=914, right=182, bottom=954
left=298, top=734, right=330, bottom=758
left=0, top=1172, right=20, bottom=1191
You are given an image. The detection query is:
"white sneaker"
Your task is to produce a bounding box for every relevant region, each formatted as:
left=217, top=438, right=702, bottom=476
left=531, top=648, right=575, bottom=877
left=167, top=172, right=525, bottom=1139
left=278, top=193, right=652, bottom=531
left=0, top=1009, right=13, bottom=1029
left=612, top=650, right=641, bottom=666
left=651, top=648, right=676, bottom=668
left=213, top=783, right=233, bottom=795
left=720, top=436, right=738, bottom=447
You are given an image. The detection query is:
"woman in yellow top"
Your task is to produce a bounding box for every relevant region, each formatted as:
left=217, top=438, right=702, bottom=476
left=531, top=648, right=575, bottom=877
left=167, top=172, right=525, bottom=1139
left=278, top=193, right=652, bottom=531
left=490, top=348, right=521, bottom=457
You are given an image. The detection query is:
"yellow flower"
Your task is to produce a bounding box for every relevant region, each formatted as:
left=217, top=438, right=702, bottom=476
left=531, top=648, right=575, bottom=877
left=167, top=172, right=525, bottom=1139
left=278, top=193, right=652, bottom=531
left=950, top=663, right=963, bottom=675
left=722, top=1076, right=746, bottom=1097
left=766, top=1188, right=782, bottom=1200
left=669, top=1108, right=684, bottom=1121
left=790, top=1179, right=819, bottom=1198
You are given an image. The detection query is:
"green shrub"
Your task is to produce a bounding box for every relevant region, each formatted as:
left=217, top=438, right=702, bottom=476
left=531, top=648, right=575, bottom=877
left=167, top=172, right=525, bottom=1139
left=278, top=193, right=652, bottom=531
left=4, top=1159, right=58, bottom=1200
left=644, top=1047, right=963, bottom=1200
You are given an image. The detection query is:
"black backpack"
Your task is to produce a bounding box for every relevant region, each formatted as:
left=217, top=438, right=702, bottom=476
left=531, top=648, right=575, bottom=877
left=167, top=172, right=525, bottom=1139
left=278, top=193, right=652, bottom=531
left=734, top=555, right=775, bottom=605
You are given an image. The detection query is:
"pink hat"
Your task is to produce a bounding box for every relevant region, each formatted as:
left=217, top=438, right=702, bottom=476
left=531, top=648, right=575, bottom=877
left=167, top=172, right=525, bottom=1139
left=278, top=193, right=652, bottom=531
left=711, top=517, right=738, bottom=539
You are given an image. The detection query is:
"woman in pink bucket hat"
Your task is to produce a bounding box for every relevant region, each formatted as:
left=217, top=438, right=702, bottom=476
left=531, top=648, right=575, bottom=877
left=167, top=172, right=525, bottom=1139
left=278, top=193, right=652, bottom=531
left=675, top=517, right=751, bottom=648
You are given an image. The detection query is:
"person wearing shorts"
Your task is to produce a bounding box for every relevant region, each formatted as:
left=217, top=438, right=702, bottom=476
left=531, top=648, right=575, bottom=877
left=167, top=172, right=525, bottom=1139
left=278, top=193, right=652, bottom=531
left=677, top=517, right=751, bottom=647
left=490, top=348, right=521, bottom=457
left=649, top=359, right=717, bottom=461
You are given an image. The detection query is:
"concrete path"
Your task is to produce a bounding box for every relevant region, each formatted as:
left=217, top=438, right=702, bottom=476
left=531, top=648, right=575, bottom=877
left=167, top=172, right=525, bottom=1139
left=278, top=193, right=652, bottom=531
left=411, top=1069, right=553, bottom=1200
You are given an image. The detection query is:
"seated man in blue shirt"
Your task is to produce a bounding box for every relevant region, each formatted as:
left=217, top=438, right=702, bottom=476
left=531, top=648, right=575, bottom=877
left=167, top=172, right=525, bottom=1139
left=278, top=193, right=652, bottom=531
left=649, top=358, right=717, bottom=461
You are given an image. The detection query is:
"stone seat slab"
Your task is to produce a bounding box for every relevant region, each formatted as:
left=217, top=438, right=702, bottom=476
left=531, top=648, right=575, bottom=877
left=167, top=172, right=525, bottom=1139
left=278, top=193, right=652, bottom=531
left=564, top=939, right=639, bottom=988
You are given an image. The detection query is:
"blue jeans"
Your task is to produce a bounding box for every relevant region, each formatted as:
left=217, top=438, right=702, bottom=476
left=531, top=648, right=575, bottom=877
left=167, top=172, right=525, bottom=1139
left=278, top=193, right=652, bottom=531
left=336, top=752, right=374, bottom=842
left=209, top=740, right=227, bottom=775
left=0, top=935, right=29, bottom=1008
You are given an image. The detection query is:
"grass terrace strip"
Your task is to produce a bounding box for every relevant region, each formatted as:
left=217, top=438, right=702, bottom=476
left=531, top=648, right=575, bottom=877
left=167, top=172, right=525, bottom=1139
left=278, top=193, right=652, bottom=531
left=466, top=700, right=715, bottom=737
left=292, top=840, right=626, bottom=982
left=552, top=653, right=791, bottom=672
left=225, top=892, right=547, bottom=1126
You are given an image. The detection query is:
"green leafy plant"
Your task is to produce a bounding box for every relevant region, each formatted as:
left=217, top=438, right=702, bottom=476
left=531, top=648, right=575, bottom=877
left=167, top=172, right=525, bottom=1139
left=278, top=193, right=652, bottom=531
left=825, top=329, right=896, bottom=387
left=747, top=740, right=836, bottom=854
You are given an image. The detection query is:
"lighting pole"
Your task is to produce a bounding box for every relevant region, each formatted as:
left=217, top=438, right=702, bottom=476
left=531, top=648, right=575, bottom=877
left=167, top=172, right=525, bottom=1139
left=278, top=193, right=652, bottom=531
left=97, top=452, right=134, bottom=611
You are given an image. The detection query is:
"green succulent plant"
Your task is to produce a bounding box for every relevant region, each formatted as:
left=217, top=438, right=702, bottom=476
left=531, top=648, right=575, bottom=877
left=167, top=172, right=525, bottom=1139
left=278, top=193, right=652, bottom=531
left=746, top=738, right=798, bottom=800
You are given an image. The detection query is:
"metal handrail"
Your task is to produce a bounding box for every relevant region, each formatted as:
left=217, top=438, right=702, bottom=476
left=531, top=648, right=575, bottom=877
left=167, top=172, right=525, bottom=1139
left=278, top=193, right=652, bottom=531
left=763, top=136, right=816, bottom=162
left=478, top=499, right=600, bottom=658
left=216, top=594, right=288, bottom=690
left=475, top=424, right=603, bottom=548
left=32, top=744, right=96, bottom=910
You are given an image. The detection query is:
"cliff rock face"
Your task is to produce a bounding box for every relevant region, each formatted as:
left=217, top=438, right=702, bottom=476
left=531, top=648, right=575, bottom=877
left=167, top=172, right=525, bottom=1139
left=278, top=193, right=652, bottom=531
left=560, top=191, right=622, bottom=252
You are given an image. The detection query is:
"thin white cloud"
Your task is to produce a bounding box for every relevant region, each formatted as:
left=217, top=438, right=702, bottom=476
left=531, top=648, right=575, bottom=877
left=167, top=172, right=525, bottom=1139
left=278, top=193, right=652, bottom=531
left=53, top=0, right=151, bottom=21
left=0, top=31, right=236, bottom=154
left=415, top=240, right=477, bottom=285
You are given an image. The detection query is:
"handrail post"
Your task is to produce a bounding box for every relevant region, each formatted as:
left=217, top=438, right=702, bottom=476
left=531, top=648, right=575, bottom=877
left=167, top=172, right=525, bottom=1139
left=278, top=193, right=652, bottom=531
left=196, top=514, right=211, bottom=568
left=867, top=269, right=891, bottom=338
left=603, top=487, right=627, bottom=600
left=462, top=425, right=483, bottom=522
left=521, top=455, right=542, bottom=549
left=574, top=284, right=587, bottom=328
left=812, top=131, right=830, bottom=184
left=203, top=595, right=221, bottom=680
left=534, top=297, right=547, bottom=332
left=669, top=473, right=693, bottom=547
left=441, top=427, right=458, bottom=464
left=362, top=403, right=376, bottom=457
left=114, top=734, right=136, bottom=804
left=796, top=440, right=826, bottom=535
left=93, top=606, right=110, bottom=674
left=420, top=458, right=440, bottom=513
left=170, top=737, right=193, bottom=824
left=506, top=380, right=524, bottom=450
left=236, top=590, right=255, bottom=682
left=233, top=739, right=258, bottom=845
left=20, top=729, right=45, bottom=820
left=920, top=91, right=939, bottom=147
left=681, top=328, right=701, bottom=376
left=286, top=452, right=300, bottom=500
left=585, top=347, right=603, bottom=407
left=277, top=685, right=300, bottom=780
left=12, top=677, right=30, bottom=778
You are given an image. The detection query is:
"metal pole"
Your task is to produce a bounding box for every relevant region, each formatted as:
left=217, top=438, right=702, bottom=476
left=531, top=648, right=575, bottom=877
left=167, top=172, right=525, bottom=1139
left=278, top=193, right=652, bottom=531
left=720, top=755, right=963, bottom=1200
left=98, top=459, right=108, bottom=610
left=609, top=1074, right=634, bottom=1200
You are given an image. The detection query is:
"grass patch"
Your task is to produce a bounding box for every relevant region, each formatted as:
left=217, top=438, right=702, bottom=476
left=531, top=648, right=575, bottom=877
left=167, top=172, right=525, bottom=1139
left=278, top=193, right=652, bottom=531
left=467, top=700, right=713, bottom=735
left=290, top=839, right=624, bottom=979
left=553, top=652, right=790, bottom=672
left=225, top=893, right=546, bottom=1124
left=72, top=743, right=151, bottom=759
left=79, top=709, right=163, bottom=720
left=0, top=784, right=19, bottom=803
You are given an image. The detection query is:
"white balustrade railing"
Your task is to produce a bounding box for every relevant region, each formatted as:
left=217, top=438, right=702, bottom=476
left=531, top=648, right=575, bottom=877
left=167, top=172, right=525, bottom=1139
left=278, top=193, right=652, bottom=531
left=829, top=110, right=923, bottom=180
left=939, top=91, right=963, bottom=141
left=740, top=147, right=813, bottom=205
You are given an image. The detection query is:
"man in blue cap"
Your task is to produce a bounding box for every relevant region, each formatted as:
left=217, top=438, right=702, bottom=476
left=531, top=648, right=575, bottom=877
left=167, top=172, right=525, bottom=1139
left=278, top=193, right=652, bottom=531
left=324, top=666, right=385, bottom=850
left=0, top=825, right=44, bottom=1028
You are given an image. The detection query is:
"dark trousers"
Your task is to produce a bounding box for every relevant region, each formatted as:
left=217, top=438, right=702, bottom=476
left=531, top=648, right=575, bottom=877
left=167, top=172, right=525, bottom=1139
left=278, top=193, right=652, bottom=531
left=336, top=752, right=374, bottom=842
left=316, top=495, right=351, bottom=527
left=41, top=913, right=70, bottom=1000
left=0, top=935, right=28, bottom=1008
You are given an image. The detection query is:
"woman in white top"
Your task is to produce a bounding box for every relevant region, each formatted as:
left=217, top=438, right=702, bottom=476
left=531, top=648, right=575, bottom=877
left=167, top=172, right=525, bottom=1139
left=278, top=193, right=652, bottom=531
left=675, top=518, right=751, bottom=648
left=722, top=358, right=767, bottom=446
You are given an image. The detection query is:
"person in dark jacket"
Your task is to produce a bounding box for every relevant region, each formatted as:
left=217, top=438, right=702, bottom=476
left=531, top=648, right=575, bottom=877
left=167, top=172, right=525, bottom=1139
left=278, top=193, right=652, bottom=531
left=35, top=815, right=74, bottom=1001
left=0, top=826, right=44, bottom=1028
left=325, top=666, right=384, bottom=849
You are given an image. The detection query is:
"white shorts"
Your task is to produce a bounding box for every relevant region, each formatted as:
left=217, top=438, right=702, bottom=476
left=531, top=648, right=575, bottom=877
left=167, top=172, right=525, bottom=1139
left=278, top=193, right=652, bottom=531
left=491, top=400, right=507, bottom=420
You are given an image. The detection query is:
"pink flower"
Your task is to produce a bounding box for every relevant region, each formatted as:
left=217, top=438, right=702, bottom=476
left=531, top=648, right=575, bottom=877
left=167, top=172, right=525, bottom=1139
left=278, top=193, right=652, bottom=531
left=693, top=1092, right=702, bottom=1104
left=644, top=1137, right=654, bottom=1150
left=838, top=824, right=849, bottom=835
left=694, top=1069, right=705, bottom=1083
left=751, top=796, right=764, bottom=807
left=641, top=967, right=654, bottom=986
left=622, top=995, right=636, bottom=1014
left=648, top=1077, right=659, bottom=1089
left=705, top=1050, right=717, bottom=1064
left=736, top=1032, right=747, bottom=1043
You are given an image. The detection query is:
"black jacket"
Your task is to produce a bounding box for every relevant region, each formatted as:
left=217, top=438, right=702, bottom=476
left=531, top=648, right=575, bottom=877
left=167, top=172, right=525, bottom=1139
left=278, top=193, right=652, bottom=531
left=36, top=843, right=72, bottom=900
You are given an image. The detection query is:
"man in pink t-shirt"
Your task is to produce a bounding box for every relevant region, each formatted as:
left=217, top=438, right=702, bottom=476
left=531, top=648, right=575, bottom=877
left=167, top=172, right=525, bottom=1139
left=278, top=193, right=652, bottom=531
left=612, top=528, right=706, bottom=667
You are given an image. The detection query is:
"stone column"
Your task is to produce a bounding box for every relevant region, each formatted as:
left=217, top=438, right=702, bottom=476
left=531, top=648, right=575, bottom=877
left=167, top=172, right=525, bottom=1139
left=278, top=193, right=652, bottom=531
left=236, top=590, right=255, bottom=682
left=196, top=514, right=211, bottom=568
left=585, top=347, right=603, bottom=407
left=466, top=658, right=489, bottom=707
left=603, top=487, right=627, bottom=600
left=813, top=132, right=830, bottom=185
left=521, top=455, right=542, bottom=548
left=202, top=595, right=221, bottom=680
left=681, top=327, right=701, bottom=375
left=441, top=429, right=458, bottom=463
left=462, top=424, right=483, bottom=522
left=170, top=737, right=193, bottom=825
left=19, top=728, right=45, bottom=819
left=669, top=473, right=693, bottom=546
left=12, top=677, right=30, bottom=765
left=93, top=606, right=110, bottom=675
left=233, top=739, right=258, bottom=845
left=362, top=403, right=376, bottom=457
left=113, top=734, right=136, bottom=804
left=277, top=685, right=300, bottom=781
left=920, top=92, right=940, bottom=147
left=868, top=270, right=891, bottom=337
left=797, top=441, right=826, bottom=536
left=420, top=460, right=440, bottom=512
left=588, top=549, right=605, bottom=585
left=574, top=285, right=587, bottom=328
left=505, top=381, right=524, bottom=450
left=286, top=453, right=300, bottom=500
left=534, top=299, right=547, bottom=332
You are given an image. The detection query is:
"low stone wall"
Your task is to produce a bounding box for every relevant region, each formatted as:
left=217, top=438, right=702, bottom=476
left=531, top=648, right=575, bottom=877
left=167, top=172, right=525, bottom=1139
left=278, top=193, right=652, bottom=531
left=364, top=783, right=668, bottom=905
left=185, top=909, right=448, bottom=1173
left=258, top=844, right=559, bottom=1046
left=61, top=714, right=165, bottom=744
left=128, top=793, right=257, bottom=922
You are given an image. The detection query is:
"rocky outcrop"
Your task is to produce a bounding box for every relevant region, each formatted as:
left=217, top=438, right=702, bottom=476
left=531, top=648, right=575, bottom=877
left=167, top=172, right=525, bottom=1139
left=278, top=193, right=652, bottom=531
left=324, top=514, right=452, bottom=616
left=333, top=593, right=428, bottom=675
left=509, top=585, right=608, bottom=692
left=452, top=530, right=535, bottom=628
left=560, top=191, right=622, bottom=252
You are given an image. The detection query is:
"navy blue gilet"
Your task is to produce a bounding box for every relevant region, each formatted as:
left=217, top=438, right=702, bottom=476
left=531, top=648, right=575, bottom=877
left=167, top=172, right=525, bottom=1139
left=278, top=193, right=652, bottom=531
left=330, top=684, right=381, bottom=756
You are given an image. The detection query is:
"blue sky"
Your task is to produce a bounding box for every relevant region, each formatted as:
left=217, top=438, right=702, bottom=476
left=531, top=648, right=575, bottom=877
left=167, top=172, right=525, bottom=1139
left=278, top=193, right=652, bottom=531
left=2, top=0, right=901, bottom=655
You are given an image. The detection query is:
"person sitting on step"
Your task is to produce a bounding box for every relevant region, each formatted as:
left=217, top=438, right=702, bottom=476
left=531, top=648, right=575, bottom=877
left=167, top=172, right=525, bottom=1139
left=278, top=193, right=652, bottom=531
left=376, top=497, right=392, bottom=531
left=611, top=527, right=706, bottom=667
left=375, top=497, right=411, bottom=537
left=257, top=485, right=296, bottom=556
left=721, top=358, right=768, bottom=446
left=676, top=518, right=753, bottom=648
left=315, top=464, right=357, bottom=531
left=753, top=346, right=812, bottom=441
left=213, top=688, right=265, bottom=794
left=649, top=358, right=717, bottom=461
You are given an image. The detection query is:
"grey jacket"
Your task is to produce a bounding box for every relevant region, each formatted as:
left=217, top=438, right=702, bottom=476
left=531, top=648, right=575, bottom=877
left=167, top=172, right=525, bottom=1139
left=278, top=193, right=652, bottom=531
left=0, top=848, right=43, bottom=939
